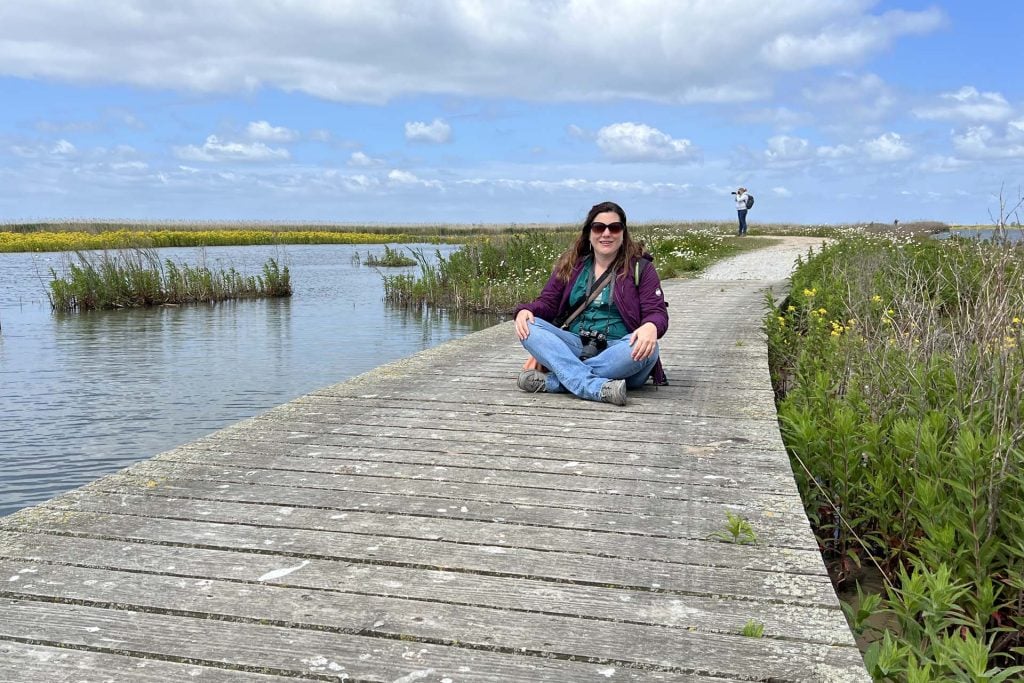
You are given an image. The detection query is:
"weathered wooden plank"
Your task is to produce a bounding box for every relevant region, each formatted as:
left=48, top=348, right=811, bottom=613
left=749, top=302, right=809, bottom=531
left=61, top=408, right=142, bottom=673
left=158, top=444, right=801, bottom=497
left=0, top=596, right=863, bottom=680
left=252, top=405, right=790, bottom=451
left=293, top=392, right=782, bottom=421
left=197, top=425, right=794, bottom=468
left=284, top=394, right=785, bottom=431
left=173, top=439, right=800, bottom=485
left=0, top=599, right=736, bottom=682
left=215, top=415, right=784, bottom=457
left=1, top=508, right=836, bottom=607
left=0, top=641, right=301, bottom=682
left=37, top=490, right=825, bottom=574
left=96, top=460, right=814, bottom=543
left=0, top=535, right=851, bottom=645
left=75, top=476, right=822, bottom=559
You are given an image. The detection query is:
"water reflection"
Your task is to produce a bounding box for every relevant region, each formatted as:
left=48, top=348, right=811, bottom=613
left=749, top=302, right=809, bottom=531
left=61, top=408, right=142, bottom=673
left=0, top=243, right=499, bottom=516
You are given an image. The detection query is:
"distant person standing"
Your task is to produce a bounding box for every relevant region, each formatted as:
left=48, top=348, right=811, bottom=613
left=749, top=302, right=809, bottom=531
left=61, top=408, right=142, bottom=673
left=733, top=187, right=751, bottom=236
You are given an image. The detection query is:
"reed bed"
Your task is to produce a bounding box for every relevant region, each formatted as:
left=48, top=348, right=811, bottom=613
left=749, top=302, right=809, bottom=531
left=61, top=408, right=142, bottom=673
left=48, top=249, right=291, bottom=312
left=382, top=225, right=759, bottom=315
left=359, top=245, right=418, bottom=267
left=765, top=233, right=1024, bottom=679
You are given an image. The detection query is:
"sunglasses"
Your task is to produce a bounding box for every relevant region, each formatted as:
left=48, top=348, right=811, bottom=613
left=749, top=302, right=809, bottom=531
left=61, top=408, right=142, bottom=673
left=589, top=221, right=625, bottom=235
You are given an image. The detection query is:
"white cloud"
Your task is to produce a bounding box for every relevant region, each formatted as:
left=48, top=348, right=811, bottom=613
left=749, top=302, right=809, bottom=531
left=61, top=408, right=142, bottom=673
left=404, top=119, right=452, bottom=144
left=596, top=122, right=698, bottom=163
left=863, top=132, right=912, bottom=162
left=348, top=151, right=383, bottom=167
left=174, top=135, right=290, bottom=162
left=567, top=124, right=589, bottom=139
left=340, top=174, right=377, bottom=192
left=1009, top=119, right=1024, bottom=139
left=387, top=169, right=442, bottom=189
left=247, top=120, right=298, bottom=142
left=761, top=7, right=945, bottom=70
left=51, top=139, right=76, bottom=155
left=917, top=155, right=970, bottom=173
left=0, top=2, right=946, bottom=105
left=801, top=72, right=895, bottom=122
left=739, top=107, right=812, bottom=130
left=772, top=187, right=792, bottom=198
left=110, top=160, right=149, bottom=172
left=817, top=144, right=855, bottom=159
left=454, top=176, right=692, bottom=195
left=764, top=135, right=812, bottom=162
left=913, top=86, right=1013, bottom=122
left=952, top=125, right=1024, bottom=159
left=761, top=132, right=911, bottom=166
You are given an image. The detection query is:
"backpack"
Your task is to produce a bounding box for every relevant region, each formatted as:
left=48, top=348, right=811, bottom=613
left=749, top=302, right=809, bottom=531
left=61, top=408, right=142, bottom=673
left=745, top=194, right=754, bottom=210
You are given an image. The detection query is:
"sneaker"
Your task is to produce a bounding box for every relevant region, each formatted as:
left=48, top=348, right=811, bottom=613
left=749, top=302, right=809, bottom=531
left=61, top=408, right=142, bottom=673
left=599, top=379, right=627, bottom=406
left=517, top=370, right=548, bottom=393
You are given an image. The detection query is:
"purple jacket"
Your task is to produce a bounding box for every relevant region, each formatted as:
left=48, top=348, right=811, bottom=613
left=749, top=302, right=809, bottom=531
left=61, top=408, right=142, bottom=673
left=514, top=255, right=669, bottom=384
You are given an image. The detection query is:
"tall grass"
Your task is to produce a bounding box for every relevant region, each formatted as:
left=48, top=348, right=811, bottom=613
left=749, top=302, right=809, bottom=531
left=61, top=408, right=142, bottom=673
left=360, top=245, right=417, bottom=267
left=765, top=233, right=1024, bottom=679
left=382, top=226, right=762, bottom=315
left=48, top=249, right=291, bottom=312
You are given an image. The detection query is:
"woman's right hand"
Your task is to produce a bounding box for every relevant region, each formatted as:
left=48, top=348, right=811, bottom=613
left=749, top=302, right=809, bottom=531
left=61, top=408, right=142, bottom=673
left=515, top=310, right=534, bottom=340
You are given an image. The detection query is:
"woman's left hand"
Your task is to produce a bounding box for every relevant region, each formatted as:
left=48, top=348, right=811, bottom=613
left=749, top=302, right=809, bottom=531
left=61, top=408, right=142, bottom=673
left=629, top=322, right=658, bottom=361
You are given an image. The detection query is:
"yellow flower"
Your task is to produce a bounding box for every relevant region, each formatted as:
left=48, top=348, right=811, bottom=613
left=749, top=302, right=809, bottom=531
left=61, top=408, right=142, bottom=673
left=886, top=309, right=895, bottom=316
left=803, top=288, right=817, bottom=297
left=817, top=307, right=827, bottom=315
left=787, top=305, right=796, bottom=312
left=1013, top=317, right=1021, bottom=324
left=871, top=295, right=882, bottom=304
left=777, top=316, right=786, bottom=326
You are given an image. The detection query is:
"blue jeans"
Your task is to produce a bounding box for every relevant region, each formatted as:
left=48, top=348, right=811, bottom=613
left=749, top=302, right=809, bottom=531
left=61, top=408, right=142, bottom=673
left=737, top=209, right=748, bottom=235
left=521, top=318, right=659, bottom=402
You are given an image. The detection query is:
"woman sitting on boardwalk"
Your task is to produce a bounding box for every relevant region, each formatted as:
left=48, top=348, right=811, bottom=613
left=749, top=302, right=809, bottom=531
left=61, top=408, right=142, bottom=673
left=513, top=201, right=669, bottom=406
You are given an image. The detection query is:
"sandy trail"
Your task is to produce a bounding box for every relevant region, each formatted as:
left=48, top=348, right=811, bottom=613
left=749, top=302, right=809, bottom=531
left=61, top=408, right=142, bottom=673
left=699, top=235, right=830, bottom=282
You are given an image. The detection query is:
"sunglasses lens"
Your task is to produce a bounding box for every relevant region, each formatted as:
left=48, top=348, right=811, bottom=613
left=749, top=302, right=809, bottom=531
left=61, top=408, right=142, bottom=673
left=590, top=222, right=624, bottom=234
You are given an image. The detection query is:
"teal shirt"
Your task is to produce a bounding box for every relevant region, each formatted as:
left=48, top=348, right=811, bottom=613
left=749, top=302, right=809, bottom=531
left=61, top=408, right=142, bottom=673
left=567, top=259, right=629, bottom=339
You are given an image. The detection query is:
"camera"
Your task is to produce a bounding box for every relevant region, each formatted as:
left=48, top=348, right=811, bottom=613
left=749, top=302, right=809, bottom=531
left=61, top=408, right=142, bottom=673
left=579, top=329, right=608, bottom=360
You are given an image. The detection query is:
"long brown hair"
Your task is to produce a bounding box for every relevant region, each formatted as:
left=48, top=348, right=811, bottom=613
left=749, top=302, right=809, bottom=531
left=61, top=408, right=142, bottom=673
left=554, top=201, right=643, bottom=282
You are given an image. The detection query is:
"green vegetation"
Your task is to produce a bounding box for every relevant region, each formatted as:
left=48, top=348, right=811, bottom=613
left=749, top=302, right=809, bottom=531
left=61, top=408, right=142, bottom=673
left=0, top=228, right=459, bottom=253
left=0, top=220, right=589, bottom=253
left=359, top=245, right=418, bottom=267
left=707, top=511, right=759, bottom=545
left=48, top=249, right=291, bottom=312
left=740, top=619, right=765, bottom=638
left=381, top=225, right=767, bottom=314
left=1, top=218, right=944, bottom=253
left=765, top=234, right=1024, bottom=679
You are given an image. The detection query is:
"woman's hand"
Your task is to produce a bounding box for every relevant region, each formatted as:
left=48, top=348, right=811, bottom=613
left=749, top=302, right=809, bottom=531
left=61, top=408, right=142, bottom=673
left=515, top=310, right=535, bottom=340
left=629, top=322, right=658, bottom=361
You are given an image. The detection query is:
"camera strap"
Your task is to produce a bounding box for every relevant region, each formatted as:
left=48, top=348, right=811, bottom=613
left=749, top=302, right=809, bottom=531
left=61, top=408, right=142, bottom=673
left=559, top=266, right=614, bottom=330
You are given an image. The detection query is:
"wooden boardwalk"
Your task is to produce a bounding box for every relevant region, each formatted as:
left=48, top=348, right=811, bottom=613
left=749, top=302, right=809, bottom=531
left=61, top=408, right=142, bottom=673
left=0, top=274, right=870, bottom=681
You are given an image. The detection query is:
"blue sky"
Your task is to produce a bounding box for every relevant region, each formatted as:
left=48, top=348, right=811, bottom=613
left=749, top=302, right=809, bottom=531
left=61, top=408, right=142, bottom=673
left=1, top=1, right=1022, bottom=226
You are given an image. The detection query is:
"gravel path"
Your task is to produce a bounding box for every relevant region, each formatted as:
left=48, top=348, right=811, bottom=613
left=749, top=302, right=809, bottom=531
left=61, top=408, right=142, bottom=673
left=699, top=235, right=829, bottom=282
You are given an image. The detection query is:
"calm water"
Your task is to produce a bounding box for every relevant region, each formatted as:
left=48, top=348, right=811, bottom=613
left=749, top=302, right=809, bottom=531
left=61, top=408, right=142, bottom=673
left=936, top=228, right=1024, bottom=243
left=0, top=244, right=497, bottom=516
